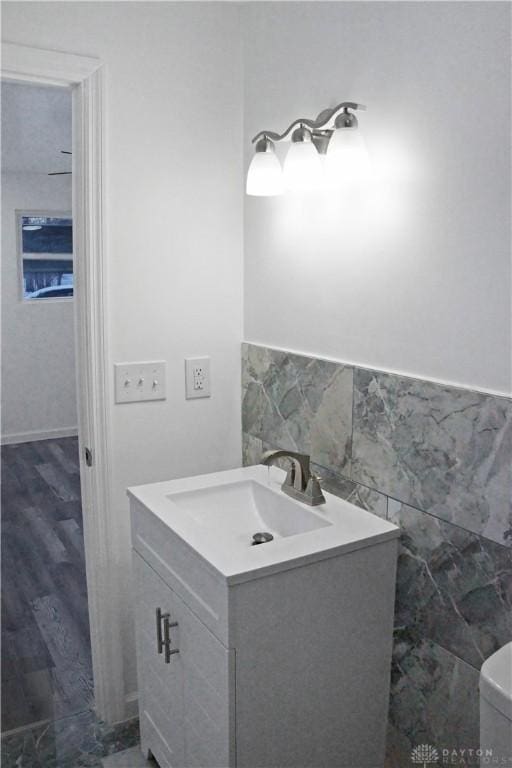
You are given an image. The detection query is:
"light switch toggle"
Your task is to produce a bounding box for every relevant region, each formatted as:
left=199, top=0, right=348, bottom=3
left=114, top=362, right=166, bottom=403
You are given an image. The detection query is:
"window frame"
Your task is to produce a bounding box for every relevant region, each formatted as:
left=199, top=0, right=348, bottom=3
left=17, top=209, right=74, bottom=303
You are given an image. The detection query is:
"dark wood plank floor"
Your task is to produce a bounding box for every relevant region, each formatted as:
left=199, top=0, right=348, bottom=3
left=1, top=437, right=94, bottom=733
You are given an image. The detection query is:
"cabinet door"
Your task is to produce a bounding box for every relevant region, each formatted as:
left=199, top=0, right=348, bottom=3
left=134, top=551, right=235, bottom=768
left=134, top=552, right=185, bottom=768
left=172, top=586, right=235, bottom=768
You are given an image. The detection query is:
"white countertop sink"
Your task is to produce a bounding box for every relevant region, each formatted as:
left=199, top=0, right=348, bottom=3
left=128, top=465, right=400, bottom=583
left=169, top=479, right=332, bottom=540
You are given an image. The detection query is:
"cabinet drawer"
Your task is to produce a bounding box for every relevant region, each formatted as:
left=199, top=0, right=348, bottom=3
left=133, top=551, right=235, bottom=768
left=131, top=497, right=229, bottom=645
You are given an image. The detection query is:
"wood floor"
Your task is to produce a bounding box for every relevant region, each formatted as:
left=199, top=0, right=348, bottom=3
left=1, top=437, right=93, bottom=733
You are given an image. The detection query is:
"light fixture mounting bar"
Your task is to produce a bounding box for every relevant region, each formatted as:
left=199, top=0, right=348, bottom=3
left=251, top=101, right=367, bottom=145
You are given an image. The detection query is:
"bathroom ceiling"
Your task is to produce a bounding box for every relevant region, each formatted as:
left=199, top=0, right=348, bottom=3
left=1, top=80, right=72, bottom=174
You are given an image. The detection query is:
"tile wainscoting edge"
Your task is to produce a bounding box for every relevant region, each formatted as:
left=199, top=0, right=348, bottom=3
left=243, top=340, right=512, bottom=400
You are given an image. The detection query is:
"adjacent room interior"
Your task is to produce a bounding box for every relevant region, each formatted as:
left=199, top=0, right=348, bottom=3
left=1, top=81, right=93, bottom=733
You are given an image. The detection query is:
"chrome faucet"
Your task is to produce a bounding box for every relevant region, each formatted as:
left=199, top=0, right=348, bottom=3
left=261, top=449, right=326, bottom=506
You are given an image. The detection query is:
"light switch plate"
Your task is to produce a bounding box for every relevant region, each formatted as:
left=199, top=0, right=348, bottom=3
left=185, top=357, right=211, bottom=399
left=114, top=361, right=166, bottom=403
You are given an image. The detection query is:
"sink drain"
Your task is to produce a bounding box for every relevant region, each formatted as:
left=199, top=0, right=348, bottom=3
left=251, top=532, right=274, bottom=546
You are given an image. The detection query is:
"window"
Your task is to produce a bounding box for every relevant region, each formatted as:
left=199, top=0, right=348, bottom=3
left=19, top=213, right=73, bottom=300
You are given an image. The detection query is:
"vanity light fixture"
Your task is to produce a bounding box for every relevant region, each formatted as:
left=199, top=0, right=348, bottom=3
left=247, top=101, right=369, bottom=195
left=246, top=136, right=284, bottom=196
left=326, top=107, right=371, bottom=184
left=283, top=125, right=323, bottom=192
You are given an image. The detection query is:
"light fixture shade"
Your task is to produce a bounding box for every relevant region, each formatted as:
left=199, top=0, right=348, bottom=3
left=283, top=140, right=323, bottom=192
left=246, top=149, right=283, bottom=196
left=326, top=125, right=371, bottom=186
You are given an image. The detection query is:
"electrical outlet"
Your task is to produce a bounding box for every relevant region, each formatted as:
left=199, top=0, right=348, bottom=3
left=114, top=361, right=166, bottom=403
left=193, top=366, right=205, bottom=390
left=185, top=357, right=211, bottom=399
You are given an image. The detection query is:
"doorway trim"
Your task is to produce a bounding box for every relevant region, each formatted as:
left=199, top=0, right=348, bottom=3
left=2, top=42, right=125, bottom=723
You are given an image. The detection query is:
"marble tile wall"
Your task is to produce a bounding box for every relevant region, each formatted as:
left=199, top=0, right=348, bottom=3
left=352, top=369, right=512, bottom=546
left=242, top=342, right=512, bottom=765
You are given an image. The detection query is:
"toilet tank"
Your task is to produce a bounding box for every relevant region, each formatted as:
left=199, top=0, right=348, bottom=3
left=480, top=642, right=512, bottom=762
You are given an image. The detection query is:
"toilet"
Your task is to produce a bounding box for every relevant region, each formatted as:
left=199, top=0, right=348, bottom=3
left=480, top=642, right=512, bottom=762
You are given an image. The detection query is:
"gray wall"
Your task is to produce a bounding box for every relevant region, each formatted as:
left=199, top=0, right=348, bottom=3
left=243, top=1, right=511, bottom=396
left=241, top=342, right=512, bottom=761
left=1, top=171, right=76, bottom=441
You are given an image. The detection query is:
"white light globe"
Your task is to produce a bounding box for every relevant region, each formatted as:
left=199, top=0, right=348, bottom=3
left=246, top=150, right=283, bottom=196
left=283, top=141, right=323, bottom=192
left=326, top=126, right=371, bottom=187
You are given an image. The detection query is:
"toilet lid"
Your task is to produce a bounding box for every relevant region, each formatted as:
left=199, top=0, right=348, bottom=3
left=480, top=642, right=512, bottom=720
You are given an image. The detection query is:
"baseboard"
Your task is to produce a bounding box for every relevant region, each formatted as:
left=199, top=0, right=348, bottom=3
left=1, top=717, right=52, bottom=738
left=1, top=426, right=78, bottom=445
left=123, top=691, right=139, bottom=721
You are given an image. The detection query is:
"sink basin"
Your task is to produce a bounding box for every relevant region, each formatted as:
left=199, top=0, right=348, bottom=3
left=128, top=465, right=399, bottom=584
left=168, top=479, right=331, bottom=544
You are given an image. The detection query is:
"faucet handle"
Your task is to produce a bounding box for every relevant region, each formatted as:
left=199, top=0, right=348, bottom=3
left=284, top=464, right=296, bottom=488
left=305, top=474, right=326, bottom=506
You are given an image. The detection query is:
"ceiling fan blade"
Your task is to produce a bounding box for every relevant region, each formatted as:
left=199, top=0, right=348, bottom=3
left=48, top=171, right=72, bottom=176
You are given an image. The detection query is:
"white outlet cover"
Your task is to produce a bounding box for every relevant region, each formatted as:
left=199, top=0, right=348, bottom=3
left=185, top=357, right=211, bottom=399
left=114, top=361, right=166, bottom=403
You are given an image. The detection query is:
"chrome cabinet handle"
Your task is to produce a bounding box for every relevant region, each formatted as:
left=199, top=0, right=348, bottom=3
left=156, top=607, right=167, bottom=654
left=163, top=614, right=179, bottom=663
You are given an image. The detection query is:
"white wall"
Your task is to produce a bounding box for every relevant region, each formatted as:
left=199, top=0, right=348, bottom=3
left=2, top=81, right=73, bottom=174
left=1, top=171, right=76, bottom=440
left=243, top=1, right=511, bottom=396
left=2, top=0, right=243, bottom=705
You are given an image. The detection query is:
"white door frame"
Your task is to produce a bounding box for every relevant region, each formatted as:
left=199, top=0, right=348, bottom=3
left=1, top=42, right=125, bottom=723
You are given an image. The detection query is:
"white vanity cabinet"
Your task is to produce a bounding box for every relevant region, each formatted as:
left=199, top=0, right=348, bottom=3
left=129, top=466, right=399, bottom=768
